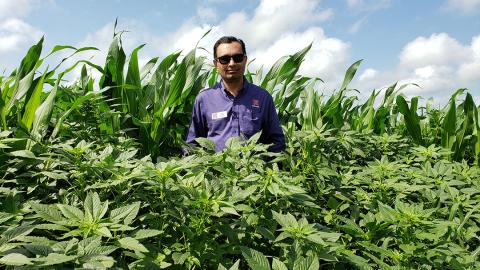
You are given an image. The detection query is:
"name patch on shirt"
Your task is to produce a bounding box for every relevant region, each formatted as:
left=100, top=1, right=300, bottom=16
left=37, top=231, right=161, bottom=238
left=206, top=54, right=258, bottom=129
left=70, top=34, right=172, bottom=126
left=212, top=111, right=228, bottom=120
left=252, top=99, right=260, bottom=108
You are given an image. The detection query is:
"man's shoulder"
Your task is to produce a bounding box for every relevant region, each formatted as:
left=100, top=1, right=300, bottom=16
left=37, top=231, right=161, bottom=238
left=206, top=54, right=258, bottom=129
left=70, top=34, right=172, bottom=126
left=247, top=82, right=273, bottom=99
left=196, top=84, right=221, bottom=100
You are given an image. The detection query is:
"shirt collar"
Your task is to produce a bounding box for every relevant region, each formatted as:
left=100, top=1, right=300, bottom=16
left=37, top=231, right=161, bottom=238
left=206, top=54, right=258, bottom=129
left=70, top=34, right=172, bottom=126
left=219, top=76, right=250, bottom=99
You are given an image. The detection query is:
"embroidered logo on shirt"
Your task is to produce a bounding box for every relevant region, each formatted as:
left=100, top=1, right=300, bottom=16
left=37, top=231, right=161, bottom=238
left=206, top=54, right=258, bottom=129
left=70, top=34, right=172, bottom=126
left=252, top=99, right=260, bottom=108
left=212, top=111, right=228, bottom=120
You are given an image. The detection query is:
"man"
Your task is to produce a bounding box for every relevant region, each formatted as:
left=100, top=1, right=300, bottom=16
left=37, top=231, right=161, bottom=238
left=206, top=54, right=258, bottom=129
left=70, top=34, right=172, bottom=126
left=186, top=36, right=285, bottom=153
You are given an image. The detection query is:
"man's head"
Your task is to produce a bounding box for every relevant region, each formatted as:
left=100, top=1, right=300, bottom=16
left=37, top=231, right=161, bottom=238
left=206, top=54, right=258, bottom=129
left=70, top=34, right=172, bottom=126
left=213, top=36, right=246, bottom=59
left=213, top=36, right=247, bottom=83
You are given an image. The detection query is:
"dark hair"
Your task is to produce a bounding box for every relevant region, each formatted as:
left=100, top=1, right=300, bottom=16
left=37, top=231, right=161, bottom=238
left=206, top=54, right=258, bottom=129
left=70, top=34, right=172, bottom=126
left=213, top=36, right=247, bottom=59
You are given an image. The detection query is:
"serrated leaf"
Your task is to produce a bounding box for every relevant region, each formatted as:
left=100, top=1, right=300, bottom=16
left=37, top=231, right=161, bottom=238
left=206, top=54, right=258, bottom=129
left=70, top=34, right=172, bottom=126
left=24, top=244, right=53, bottom=256
left=8, top=150, right=36, bottom=159
left=229, top=259, right=240, bottom=270
left=35, top=224, right=69, bottom=231
left=272, top=258, right=288, bottom=270
left=57, top=204, right=84, bottom=221
left=272, top=211, right=297, bottom=228
left=0, top=243, right=18, bottom=253
left=18, top=236, right=52, bottom=244
left=307, top=232, right=341, bottom=243
left=241, top=247, right=271, bottom=270
left=78, top=236, right=101, bottom=256
left=39, top=171, right=68, bottom=180
left=343, top=251, right=374, bottom=270
left=31, top=203, right=64, bottom=222
left=118, top=237, right=148, bottom=253
left=109, top=223, right=136, bottom=231
left=95, top=227, right=112, bottom=238
left=52, top=238, right=78, bottom=254
left=195, top=137, right=216, bottom=151
left=377, top=202, right=398, bottom=222
left=88, top=246, right=118, bottom=256
left=0, top=212, right=15, bottom=224
left=358, top=242, right=398, bottom=261
left=362, top=251, right=394, bottom=270
left=81, top=255, right=115, bottom=268
left=39, top=253, right=76, bottom=266
left=110, top=202, right=140, bottom=225
left=293, top=255, right=319, bottom=270
left=84, top=192, right=108, bottom=221
left=220, top=207, right=239, bottom=216
left=218, top=259, right=240, bottom=270
left=2, top=224, right=35, bottom=242
left=133, top=229, right=162, bottom=240
left=274, top=232, right=291, bottom=242
left=0, top=253, right=33, bottom=265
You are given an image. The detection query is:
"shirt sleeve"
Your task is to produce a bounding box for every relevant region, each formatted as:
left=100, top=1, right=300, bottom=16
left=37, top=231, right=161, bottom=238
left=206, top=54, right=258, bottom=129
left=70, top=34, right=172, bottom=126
left=260, top=95, right=286, bottom=152
left=186, top=95, right=207, bottom=146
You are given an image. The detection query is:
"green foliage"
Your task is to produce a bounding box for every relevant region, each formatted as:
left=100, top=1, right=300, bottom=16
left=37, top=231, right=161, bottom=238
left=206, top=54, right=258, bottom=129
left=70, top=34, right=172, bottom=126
left=0, top=32, right=479, bottom=269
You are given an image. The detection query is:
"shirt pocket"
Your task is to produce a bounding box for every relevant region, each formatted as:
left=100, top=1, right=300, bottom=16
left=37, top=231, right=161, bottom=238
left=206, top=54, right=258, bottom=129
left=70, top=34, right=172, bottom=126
left=242, top=108, right=262, bottom=137
left=207, top=110, right=229, bottom=136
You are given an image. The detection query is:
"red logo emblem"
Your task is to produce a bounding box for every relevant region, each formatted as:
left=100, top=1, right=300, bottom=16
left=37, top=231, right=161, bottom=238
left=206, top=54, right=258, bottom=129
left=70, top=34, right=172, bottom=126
left=252, top=99, right=260, bottom=108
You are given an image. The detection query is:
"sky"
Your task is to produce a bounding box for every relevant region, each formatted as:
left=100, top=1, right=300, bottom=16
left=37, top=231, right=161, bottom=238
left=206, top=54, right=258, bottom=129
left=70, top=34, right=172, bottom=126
left=0, top=0, right=479, bottom=105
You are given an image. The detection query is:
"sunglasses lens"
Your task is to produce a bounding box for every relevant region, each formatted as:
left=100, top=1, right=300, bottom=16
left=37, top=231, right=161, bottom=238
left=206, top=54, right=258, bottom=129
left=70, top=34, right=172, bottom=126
left=218, top=56, right=231, bottom=64
left=232, top=54, right=244, bottom=63
left=217, top=54, right=245, bottom=64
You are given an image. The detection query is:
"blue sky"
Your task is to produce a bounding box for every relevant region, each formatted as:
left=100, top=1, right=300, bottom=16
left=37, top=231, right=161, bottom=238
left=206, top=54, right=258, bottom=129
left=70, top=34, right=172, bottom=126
left=0, top=0, right=479, bottom=104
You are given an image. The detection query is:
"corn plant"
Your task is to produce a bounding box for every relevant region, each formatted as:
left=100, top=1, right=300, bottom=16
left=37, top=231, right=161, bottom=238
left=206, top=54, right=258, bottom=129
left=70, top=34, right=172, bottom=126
left=1, top=34, right=480, bottom=269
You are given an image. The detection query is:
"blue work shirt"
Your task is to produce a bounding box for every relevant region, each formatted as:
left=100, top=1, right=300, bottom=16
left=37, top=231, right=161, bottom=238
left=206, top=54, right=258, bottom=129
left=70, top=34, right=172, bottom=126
left=186, top=79, right=286, bottom=152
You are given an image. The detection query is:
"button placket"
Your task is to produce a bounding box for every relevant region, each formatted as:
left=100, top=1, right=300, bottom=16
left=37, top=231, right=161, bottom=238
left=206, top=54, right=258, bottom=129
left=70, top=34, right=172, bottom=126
left=233, top=98, right=240, bottom=136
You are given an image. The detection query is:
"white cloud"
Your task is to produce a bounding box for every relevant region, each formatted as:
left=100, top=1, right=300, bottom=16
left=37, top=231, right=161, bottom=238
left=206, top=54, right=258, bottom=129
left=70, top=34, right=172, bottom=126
left=457, top=61, right=480, bottom=82
left=349, top=17, right=367, bottom=33
left=250, top=27, right=350, bottom=84
left=64, top=0, right=346, bottom=93
left=457, top=36, right=480, bottom=82
left=0, top=0, right=53, bottom=70
left=153, top=0, right=338, bottom=61
left=347, top=0, right=363, bottom=8
left=414, top=66, right=435, bottom=79
left=64, top=0, right=477, bottom=106
left=0, top=35, right=23, bottom=52
left=346, top=0, right=391, bottom=12
left=197, top=6, right=217, bottom=23
left=59, top=18, right=214, bottom=84
left=0, top=0, right=53, bottom=19
left=0, top=18, right=43, bottom=52
left=186, top=0, right=348, bottom=89
left=445, top=0, right=480, bottom=13
left=71, top=18, right=211, bottom=70
left=219, top=0, right=333, bottom=50
left=359, top=68, right=378, bottom=81
left=472, top=34, right=480, bottom=58
left=203, top=0, right=230, bottom=3
left=353, top=33, right=480, bottom=104
left=166, top=21, right=213, bottom=55
left=0, top=0, right=33, bottom=18
left=399, top=33, right=469, bottom=69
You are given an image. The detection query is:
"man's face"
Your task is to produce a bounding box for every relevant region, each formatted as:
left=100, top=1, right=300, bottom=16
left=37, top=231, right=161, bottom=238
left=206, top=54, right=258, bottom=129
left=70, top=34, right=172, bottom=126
left=214, top=42, right=247, bottom=83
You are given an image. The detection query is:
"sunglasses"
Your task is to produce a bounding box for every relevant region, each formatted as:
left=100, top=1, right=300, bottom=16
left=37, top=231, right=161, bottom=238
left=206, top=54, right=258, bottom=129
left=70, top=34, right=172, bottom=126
left=215, top=54, right=245, bottom=65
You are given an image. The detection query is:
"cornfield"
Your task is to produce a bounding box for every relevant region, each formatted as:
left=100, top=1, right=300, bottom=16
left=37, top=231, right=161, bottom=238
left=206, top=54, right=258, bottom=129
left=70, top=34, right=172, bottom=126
left=0, top=30, right=479, bottom=269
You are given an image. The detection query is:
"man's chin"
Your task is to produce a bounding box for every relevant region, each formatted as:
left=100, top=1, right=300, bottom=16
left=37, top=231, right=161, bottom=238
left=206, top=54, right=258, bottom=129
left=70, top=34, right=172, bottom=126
left=222, top=74, right=242, bottom=82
